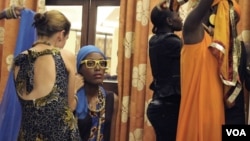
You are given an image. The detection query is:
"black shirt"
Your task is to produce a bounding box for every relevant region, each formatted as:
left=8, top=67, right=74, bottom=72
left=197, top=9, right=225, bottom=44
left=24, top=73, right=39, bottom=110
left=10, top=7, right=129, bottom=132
left=148, top=32, right=182, bottom=98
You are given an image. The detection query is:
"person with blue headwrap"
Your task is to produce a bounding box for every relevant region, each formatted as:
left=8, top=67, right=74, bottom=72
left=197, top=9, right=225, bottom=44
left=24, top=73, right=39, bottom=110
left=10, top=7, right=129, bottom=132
left=75, top=45, right=118, bottom=141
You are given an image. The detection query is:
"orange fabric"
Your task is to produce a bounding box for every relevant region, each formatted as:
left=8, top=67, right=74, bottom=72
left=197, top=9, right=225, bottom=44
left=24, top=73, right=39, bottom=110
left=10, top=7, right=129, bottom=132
left=177, top=32, right=224, bottom=141
left=212, top=0, right=221, bottom=6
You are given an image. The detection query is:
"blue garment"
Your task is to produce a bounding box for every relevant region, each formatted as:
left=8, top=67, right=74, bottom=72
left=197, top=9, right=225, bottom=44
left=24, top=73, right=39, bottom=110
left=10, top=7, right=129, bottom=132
left=0, top=9, right=36, bottom=141
left=75, top=86, right=106, bottom=119
left=75, top=87, right=88, bottom=119
left=75, top=45, right=107, bottom=119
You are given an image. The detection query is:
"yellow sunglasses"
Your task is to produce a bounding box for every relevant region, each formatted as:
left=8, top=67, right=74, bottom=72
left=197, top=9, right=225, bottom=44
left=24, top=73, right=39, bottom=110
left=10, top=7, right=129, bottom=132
left=80, top=60, right=108, bottom=69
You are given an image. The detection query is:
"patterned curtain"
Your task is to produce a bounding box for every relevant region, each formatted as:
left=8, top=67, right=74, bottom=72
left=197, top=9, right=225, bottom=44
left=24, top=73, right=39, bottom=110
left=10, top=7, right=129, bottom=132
left=116, top=0, right=250, bottom=141
left=116, top=0, right=159, bottom=140
left=0, top=0, right=45, bottom=102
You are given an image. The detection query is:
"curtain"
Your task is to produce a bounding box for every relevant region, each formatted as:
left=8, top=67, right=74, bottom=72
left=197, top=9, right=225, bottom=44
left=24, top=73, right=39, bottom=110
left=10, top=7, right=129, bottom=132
left=116, top=0, right=159, bottom=140
left=116, top=0, right=250, bottom=141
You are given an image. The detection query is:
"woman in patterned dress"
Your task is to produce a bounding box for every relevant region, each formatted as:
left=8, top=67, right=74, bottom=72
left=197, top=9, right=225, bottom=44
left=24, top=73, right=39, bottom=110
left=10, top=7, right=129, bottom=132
left=13, top=10, right=80, bottom=140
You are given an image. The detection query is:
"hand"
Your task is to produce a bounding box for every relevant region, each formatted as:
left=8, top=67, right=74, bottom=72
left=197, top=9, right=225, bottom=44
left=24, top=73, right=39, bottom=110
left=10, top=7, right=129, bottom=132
left=4, top=5, right=24, bottom=19
left=14, top=6, right=24, bottom=18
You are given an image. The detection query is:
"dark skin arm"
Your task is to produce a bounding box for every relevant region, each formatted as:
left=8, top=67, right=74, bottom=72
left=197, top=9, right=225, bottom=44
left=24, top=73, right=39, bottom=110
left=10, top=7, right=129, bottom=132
left=183, top=0, right=213, bottom=44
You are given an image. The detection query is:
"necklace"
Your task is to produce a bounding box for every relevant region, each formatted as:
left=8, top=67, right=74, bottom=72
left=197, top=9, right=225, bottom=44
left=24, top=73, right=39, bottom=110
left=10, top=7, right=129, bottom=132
left=88, top=87, right=105, bottom=113
left=87, top=86, right=106, bottom=141
left=32, top=41, right=51, bottom=47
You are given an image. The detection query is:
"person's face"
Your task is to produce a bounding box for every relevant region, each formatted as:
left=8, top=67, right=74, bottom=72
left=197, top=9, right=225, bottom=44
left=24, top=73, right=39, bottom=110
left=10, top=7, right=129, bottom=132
left=78, top=52, right=107, bottom=85
left=170, top=12, right=183, bottom=31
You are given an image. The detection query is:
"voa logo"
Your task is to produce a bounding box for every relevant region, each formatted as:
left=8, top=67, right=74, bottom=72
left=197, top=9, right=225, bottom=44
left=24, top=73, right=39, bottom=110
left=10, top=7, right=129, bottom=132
left=226, top=129, right=246, bottom=136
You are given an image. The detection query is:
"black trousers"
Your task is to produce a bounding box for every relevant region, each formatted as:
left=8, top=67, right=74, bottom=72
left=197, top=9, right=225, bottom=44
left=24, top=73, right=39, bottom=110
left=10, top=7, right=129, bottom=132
left=146, top=95, right=180, bottom=141
left=225, top=90, right=245, bottom=124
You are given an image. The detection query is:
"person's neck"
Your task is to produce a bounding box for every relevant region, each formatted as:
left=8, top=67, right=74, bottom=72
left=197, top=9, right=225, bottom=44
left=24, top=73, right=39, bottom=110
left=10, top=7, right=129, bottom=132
left=156, top=27, right=173, bottom=34
left=35, top=37, right=57, bottom=47
left=84, top=84, right=100, bottom=98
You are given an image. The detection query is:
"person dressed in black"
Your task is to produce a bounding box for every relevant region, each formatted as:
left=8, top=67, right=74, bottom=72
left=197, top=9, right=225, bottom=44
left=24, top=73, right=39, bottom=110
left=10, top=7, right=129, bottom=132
left=146, top=1, right=183, bottom=141
left=224, top=41, right=250, bottom=124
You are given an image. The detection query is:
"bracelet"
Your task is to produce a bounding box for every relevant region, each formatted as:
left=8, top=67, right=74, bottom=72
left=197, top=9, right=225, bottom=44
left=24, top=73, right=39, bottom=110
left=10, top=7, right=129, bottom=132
left=74, top=95, right=78, bottom=103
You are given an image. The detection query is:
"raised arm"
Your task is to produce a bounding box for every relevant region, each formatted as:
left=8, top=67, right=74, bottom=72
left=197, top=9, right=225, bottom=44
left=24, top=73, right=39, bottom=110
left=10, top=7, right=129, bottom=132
left=183, top=0, right=213, bottom=44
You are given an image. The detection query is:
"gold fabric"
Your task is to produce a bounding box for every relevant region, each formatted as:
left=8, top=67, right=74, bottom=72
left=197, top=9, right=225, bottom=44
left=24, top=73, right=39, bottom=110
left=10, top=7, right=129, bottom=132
left=209, top=0, right=241, bottom=106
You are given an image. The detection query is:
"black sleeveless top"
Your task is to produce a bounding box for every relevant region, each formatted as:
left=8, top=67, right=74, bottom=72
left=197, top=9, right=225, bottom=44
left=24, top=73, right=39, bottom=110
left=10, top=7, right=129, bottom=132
left=77, top=91, right=114, bottom=141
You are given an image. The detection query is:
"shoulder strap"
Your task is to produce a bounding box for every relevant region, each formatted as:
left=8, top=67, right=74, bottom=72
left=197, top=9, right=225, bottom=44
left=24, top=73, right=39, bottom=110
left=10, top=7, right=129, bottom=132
left=27, top=48, right=60, bottom=59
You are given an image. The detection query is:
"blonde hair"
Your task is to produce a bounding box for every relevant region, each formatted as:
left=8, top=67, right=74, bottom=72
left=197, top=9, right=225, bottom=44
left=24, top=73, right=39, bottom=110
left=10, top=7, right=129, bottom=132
left=33, top=10, right=71, bottom=37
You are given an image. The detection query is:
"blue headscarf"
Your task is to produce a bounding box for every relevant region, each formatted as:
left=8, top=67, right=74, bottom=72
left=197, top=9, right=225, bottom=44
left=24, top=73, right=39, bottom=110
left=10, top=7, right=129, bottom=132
left=75, top=45, right=106, bottom=119
left=76, top=45, right=106, bottom=73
